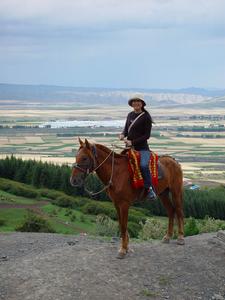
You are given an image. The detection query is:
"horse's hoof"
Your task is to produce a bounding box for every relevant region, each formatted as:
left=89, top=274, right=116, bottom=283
left=162, top=236, right=170, bottom=244
left=127, top=248, right=134, bottom=253
left=177, top=238, right=185, bottom=245
left=116, top=252, right=127, bottom=259
left=116, top=252, right=126, bottom=259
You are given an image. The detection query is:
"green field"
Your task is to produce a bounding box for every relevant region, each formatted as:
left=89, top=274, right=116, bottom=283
left=0, top=185, right=97, bottom=234
left=0, top=104, right=225, bottom=186
left=0, top=178, right=225, bottom=239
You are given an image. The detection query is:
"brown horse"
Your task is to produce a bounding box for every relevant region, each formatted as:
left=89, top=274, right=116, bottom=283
left=70, top=138, right=184, bottom=258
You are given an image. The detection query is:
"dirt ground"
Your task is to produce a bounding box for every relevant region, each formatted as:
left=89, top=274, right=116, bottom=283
left=0, top=232, right=225, bottom=300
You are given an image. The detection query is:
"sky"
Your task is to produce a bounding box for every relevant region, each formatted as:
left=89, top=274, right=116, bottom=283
left=0, top=0, right=225, bottom=89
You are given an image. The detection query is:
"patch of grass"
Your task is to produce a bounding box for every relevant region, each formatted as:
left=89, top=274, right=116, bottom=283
left=141, top=289, right=160, bottom=297
left=41, top=203, right=96, bottom=234
left=0, top=208, right=27, bottom=231
left=158, top=275, right=171, bottom=286
left=0, top=190, right=37, bottom=204
left=16, top=211, right=55, bottom=233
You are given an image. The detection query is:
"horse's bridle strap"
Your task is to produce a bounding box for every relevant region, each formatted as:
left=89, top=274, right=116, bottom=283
left=72, top=144, right=115, bottom=196
left=72, top=163, right=90, bottom=174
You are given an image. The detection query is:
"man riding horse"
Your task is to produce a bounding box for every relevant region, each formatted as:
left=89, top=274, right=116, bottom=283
left=119, top=94, right=157, bottom=201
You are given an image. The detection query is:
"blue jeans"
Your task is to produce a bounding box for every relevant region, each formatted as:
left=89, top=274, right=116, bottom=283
left=140, top=150, right=151, bottom=188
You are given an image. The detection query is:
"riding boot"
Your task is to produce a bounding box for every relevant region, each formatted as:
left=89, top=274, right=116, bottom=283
left=145, top=186, right=157, bottom=201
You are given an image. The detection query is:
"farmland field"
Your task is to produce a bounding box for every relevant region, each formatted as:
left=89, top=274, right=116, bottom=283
left=0, top=100, right=225, bottom=186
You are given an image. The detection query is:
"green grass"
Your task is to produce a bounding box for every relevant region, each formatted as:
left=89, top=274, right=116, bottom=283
left=0, top=208, right=27, bottom=231
left=0, top=204, right=96, bottom=235
left=0, top=190, right=37, bottom=204
left=41, top=203, right=96, bottom=234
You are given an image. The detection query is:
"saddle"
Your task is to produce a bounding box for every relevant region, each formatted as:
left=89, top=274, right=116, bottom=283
left=125, top=149, right=163, bottom=189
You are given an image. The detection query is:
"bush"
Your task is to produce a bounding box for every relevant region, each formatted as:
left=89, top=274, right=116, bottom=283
left=70, top=214, right=76, bottom=222
left=81, top=202, right=117, bottom=219
left=184, top=217, right=199, bottom=236
left=139, top=218, right=166, bottom=240
left=53, top=195, right=79, bottom=209
left=79, top=214, right=86, bottom=222
left=95, top=214, right=118, bottom=237
left=16, top=210, right=55, bottom=233
left=0, top=178, right=38, bottom=198
left=65, top=208, right=73, bottom=216
left=39, top=189, right=64, bottom=200
left=129, top=209, right=147, bottom=223
left=127, top=222, right=141, bottom=238
left=0, top=219, right=6, bottom=226
left=198, top=216, right=225, bottom=233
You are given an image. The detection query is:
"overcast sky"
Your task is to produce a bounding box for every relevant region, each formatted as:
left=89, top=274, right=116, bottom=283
left=0, top=0, right=225, bottom=89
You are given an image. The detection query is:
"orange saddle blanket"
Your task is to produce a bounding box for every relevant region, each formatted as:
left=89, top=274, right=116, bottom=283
left=127, top=149, right=159, bottom=189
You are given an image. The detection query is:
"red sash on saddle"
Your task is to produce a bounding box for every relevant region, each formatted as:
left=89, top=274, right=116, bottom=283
left=127, top=149, right=159, bottom=189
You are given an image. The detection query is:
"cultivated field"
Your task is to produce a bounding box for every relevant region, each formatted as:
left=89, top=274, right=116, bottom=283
left=0, top=101, right=225, bottom=186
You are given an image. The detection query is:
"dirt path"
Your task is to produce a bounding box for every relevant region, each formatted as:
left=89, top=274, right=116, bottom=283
left=0, top=201, right=49, bottom=209
left=0, top=232, right=225, bottom=300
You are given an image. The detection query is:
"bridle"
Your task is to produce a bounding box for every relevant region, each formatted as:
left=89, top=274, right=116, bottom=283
left=72, top=144, right=115, bottom=196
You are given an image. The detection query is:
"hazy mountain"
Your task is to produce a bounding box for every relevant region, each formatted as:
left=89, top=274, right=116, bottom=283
left=0, top=83, right=225, bottom=108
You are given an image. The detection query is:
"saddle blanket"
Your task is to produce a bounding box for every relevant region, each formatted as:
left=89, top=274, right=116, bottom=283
left=127, top=149, right=160, bottom=189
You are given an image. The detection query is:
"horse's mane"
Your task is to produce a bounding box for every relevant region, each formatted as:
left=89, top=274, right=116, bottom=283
left=95, top=143, right=126, bottom=159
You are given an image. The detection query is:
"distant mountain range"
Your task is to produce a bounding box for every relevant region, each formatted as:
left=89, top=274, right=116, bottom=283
left=0, top=83, right=225, bottom=108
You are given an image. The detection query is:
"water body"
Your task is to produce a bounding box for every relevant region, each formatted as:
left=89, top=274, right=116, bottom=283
left=40, top=120, right=125, bottom=128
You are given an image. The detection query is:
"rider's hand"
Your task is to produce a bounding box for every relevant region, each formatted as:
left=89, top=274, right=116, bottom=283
left=125, top=140, right=132, bottom=147
left=119, top=134, right=125, bottom=141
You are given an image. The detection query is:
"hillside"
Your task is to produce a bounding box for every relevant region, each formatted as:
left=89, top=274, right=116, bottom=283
left=1, top=83, right=225, bottom=108
left=0, top=231, right=225, bottom=300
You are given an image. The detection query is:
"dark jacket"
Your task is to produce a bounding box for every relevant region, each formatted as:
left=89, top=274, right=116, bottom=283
left=122, top=110, right=152, bottom=151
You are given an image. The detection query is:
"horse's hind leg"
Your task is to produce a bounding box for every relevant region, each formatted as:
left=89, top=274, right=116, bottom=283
left=159, top=189, right=175, bottom=243
left=171, top=190, right=185, bottom=245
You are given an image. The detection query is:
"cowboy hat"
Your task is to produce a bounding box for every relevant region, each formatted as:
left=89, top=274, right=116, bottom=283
left=128, top=94, right=146, bottom=107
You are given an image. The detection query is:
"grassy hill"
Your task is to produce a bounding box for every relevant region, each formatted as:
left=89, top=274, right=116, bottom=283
left=0, top=177, right=225, bottom=240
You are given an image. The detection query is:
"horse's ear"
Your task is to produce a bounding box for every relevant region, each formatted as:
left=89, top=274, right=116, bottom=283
left=78, top=137, right=84, bottom=146
left=84, top=138, right=91, bottom=150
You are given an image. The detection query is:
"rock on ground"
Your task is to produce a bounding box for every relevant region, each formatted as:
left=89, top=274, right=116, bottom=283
left=0, top=232, right=225, bottom=300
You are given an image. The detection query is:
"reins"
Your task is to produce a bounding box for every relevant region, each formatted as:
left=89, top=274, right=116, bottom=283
left=84, top=147, right=115, bottom=196
left=73, top=145, right=116, bottom=196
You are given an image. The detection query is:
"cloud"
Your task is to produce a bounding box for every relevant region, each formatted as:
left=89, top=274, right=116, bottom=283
left=0, top=0, right=225, bottom=35
left=0, top=0, right=224, bottom=88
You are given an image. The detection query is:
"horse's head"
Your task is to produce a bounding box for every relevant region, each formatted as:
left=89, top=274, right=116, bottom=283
left=70, top=138, right=96, bottom=187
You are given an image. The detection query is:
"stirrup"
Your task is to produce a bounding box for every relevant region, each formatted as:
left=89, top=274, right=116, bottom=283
left=145, top=187, right=157, bottom=201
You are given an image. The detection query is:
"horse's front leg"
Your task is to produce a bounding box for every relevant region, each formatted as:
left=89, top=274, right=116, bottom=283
left=117, top=202, right=129, bottom=259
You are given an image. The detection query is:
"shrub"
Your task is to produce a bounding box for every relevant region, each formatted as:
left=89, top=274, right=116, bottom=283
left=198, top=216, right=225, bottom=233
left=127, top=221, right=141, bottom=238
left=129, top=209, right=147, bottom=223
left=39, top=189, right=64, bottom=200
left=54, top=195, right=79, bottom=209
left=139, top=218, right=166, bottom=240
left=49, top=208, right=58, bottom=217
left=79, top=214, right=86, bottom=222
left=81, top=202, right=117, bottom=219
left=0, top=178, right=38, bottom=198
left=16, top=210, right=55, bottom=233
left=184, top=217, right=199, bottom=236
left=0, top=219, right=6, bottom=226
left=70, top=214, right=76, bottom=222
left=95, top=214, right=118, bottom=237
left=65, top=208, right=73, bottom=216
